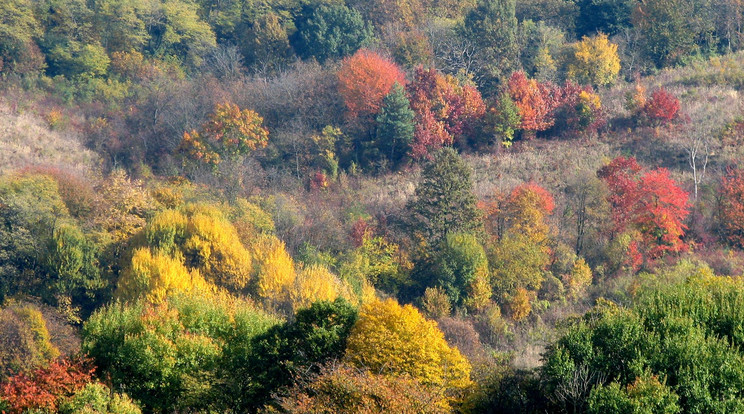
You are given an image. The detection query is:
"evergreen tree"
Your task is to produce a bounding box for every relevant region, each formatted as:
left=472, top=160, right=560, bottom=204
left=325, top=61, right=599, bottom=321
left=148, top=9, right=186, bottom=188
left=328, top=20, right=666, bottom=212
left=293, top=4, right=374, bottom=63
left=407, top=148, right=483, bottom=244
left=460, top=0, right=518, bottom=94
left=374, top=82, right=415, bottom=168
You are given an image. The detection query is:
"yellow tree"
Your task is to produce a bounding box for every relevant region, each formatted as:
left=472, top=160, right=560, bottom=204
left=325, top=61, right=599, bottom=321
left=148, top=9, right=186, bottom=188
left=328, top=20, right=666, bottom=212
left=117, top=248, right=212, bottom=304
left=252, top=235, right=296, bottom=303
left=566, top=33, right=621, bottom=87
left=290, top=265, right=356, bottom=312
left=345, top=298, right=472, bottom=392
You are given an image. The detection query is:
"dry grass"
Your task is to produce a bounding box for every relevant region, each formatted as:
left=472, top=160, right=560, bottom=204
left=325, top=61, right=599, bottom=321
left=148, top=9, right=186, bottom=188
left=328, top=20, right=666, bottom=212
left=0, top=99, right=98, bottom=174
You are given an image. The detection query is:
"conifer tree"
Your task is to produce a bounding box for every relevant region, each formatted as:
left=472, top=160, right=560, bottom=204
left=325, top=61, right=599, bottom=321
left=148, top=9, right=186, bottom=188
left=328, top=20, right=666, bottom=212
left=408, top=148, right=483, bottom=244
left=374, top=82, right=415, bottom=168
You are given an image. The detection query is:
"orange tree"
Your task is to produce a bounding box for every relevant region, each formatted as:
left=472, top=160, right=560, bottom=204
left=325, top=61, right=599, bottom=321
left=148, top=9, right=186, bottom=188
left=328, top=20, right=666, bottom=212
left=180, top=102, right=269, bottom=169
left=337, top=48, right=406, bottom=120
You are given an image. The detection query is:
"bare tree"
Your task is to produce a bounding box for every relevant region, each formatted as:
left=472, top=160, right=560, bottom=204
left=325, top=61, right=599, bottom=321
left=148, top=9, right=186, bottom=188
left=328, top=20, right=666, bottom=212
left=550, top=364, right=607, bottom=414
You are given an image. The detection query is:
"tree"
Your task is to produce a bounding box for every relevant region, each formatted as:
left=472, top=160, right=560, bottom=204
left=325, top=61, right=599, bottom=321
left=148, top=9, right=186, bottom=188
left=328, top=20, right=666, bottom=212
left=293, top=4, right=374, bottom=63
left=542, top=270, right=744, bottom=413
left=460, top=0, right=519, bottom=93
left=180, top=102, right=270, bottom=170
left=504, top=182, right=555, bottom=244
left=719, top=166, right=744, bottom=248
left=337, top=49, right=407, bottom=120
left=142, top=0, right=216, bottom=67
left=345, top=298, right=472, bottom=391
left=407, top=67, right=486, bottom=158
left=374, top=82, right=415, bottom=168
left=507, top=71, right=559, bottom=134
left=632, top=0, right=715, bottom=67
left=267, top=363, right=449, bottom=414
left=574, top=0, right=634, bottom=37
left=407, top=148, right=484, bottom=244
left=642, top=88, right=680, bottom=125
left=238, top=299, right=358, bottom=411
left=82, top=294, right=279, bottom=412
left=59, top=382, right=142, bottom=414
left=0, top=0, right=44, bottom=74
left=0, top=303, right=60, bottom=380
left=566, top=33, right=621, bottom=87
left=598, top=157, right=690, bottom=260
left=0, top=357, right=94, bottom=414
left=485, top=92, right=522, bottom=147
left=588, top=374, right=680, bottom=414
left=428, top=232, right=491, bottom=310
left=241, top=12, right=293, bottom=72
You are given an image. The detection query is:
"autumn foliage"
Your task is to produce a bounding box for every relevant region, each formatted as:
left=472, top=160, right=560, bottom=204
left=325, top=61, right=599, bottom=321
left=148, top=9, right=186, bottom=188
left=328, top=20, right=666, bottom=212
left=719, top=166, right=744, bottom=248
left=337, top=49, right=407, bottom=119
left=407, top=67, right=485, bottom=158
left=598, top=157, right=690, bottom=260
left=0, top=357, right=94, bottom=414
left=507, top=71, right=559, bottom=133
left=642, top=88, right=680, bottom=124
left=180, top=102, right=269, bottom=168
left=345, top=298, right=472, bottom=392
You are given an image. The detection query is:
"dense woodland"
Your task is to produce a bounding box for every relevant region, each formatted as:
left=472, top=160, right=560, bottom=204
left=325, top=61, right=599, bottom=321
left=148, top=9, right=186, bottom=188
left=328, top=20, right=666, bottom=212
left=4, top=0, right=744, bottom=412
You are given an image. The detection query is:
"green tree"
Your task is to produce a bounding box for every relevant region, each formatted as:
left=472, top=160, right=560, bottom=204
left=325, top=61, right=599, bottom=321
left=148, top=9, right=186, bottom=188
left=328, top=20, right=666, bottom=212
left=424, top=232, right=490, bottom=309
left=0, top=0, right=44, bottom=74
left=293, top=4, right=374, bottom=63
left=231, top=298, right=358, bottom=412
left=374, top=82, right=415, bottom=168
left=574, top=0, right=634, bottom=37
left=408, top=148, right=483, bottom=244
left=460, top=0, right=519, bottom=93
left=82, top=294, right=279, bottom=412
left=91, top=0, right=148, bottom=53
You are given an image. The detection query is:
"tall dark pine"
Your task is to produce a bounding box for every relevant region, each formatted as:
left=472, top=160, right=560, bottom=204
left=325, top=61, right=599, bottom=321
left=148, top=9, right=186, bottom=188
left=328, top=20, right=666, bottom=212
left=375, top=82, right=415, bottom=168
left=408, top=148, right=483, bottom=244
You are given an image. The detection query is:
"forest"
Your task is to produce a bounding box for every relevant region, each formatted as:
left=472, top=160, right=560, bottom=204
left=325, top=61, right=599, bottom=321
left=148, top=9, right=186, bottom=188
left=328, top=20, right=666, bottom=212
left=3, top=0, right=744, bottom=412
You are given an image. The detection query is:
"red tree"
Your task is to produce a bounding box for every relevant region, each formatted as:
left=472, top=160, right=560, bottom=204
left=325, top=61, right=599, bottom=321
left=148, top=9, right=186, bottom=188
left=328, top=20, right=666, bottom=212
left=407, top=66, right=485, bottom=158
left=643, top=88, right=680, bottom=125
left=598, top=157, right=690, bottom=260
left=337, top=49, right=407, bottom=119
left=507, top=71, right=560, bottom=134
left=719, top=166, right=744, bottom=248
left=0, top=357, right=95, bottom=413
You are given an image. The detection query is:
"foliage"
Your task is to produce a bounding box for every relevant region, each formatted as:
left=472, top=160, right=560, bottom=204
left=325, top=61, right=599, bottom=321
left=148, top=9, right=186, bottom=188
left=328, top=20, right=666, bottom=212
left=0, top=303, right=60, bottom=380
left=59, top=382, right=142, bottom=414
left=562, top=258, right=593, bottom=301
left=407, top=67, right=486, bottom=158
left=588, top=374, right=680, bottom=414
left=542, top=272, right=744, bottom=413
left=598, top=157, right=690, bottom=261
left=719, top=165, right=744, bottom=248
left=373, top=82, right=415, bottom=168
left=180, top=102, right=269, bottom=169
left=345, top=298, right=472, bottom=392
left=507, top=71, right=560, bottom=133
left=265, top=362, right=450, bottom=414
left=82, top=294, right=279, bottom=412
left=489, top=233, right=550, bottom=302
left=504, top=182, right=555, bottom=244
left=566, top=33, right=621, bottom=87
left=237, top=298, right=358, bottom=412
left=408, top=148, right=484, bottom=244
left=485, top=92, right=522, bottom=147
left=293, top=4, right=374, bottom=63
left=337, top=49, right=407, bottom=120
left=0, top=357, right=94, bottom=414
left=642, top=88, right=680, bottom=125
left=460, top=0, right=519, bottom=92
left=0, top=0, right=44, bottom=74
left=116, top=247, right=212, bottom=304
left=428, top=232, right=491, bottom=310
